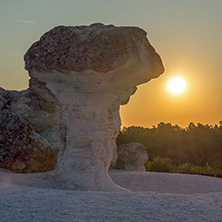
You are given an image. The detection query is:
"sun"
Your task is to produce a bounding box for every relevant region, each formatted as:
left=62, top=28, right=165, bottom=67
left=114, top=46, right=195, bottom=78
left=167, top=77, right=186, bottom=95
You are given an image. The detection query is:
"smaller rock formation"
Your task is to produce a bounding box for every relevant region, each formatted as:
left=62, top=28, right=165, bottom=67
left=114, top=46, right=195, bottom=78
left=0, top=88, right=57, bottom=173
left=114, top=143, right=148, bottom=171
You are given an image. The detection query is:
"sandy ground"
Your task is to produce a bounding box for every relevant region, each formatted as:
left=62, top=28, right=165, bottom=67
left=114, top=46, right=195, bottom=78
left=0, top=169, right=222, bottom=222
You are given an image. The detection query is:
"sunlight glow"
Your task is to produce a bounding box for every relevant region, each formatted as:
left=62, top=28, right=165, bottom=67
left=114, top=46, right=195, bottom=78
left=167, top=77, right=186, bottom=95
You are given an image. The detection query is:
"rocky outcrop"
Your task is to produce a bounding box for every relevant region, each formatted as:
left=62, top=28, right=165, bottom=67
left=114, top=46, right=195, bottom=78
left=0, top=108, right=57, bottom=173
left=0, top=87, right=58, bottom=173
left=0, top=23, right=164, bottom=191
left=114, top=143, right=148, bottom=171
left=10, top=85, right=60, bottom=151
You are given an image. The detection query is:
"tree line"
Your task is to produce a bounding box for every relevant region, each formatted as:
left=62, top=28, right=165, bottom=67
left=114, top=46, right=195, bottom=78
left=117, top=122, right=222, bottom=176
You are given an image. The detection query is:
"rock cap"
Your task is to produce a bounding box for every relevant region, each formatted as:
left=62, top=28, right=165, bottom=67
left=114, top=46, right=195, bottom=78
left=24, top=23, right=164, bottom=76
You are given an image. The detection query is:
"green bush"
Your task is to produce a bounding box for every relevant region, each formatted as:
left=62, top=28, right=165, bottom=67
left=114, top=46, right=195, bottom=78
left=216, top=169, right=222, bottom=175
left=201, top=164, right=214, bottom=174
left=191, top=166, right=203, bottom=174
left=146, top=158, right=222, bottom=176
left=145, top=156, right=174, bottom=173
left=177, top=163, right=215, bottom=175
left=177, top=163, right=195, bottom=174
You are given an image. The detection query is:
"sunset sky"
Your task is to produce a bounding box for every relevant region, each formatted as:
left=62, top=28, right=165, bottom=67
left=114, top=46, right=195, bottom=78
left=0, top=0, right=221, bottom=128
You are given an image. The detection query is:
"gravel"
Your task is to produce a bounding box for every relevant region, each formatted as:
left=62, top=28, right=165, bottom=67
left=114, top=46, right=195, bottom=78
left=0, top=169, right=222, bottom=222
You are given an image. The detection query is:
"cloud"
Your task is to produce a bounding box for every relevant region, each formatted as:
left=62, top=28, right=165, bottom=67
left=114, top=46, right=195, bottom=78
left=13, top=19, right=36, bottom=24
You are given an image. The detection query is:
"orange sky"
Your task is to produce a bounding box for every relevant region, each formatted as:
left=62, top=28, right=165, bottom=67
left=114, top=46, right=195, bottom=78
left=0, top=0, right=221, bottom=128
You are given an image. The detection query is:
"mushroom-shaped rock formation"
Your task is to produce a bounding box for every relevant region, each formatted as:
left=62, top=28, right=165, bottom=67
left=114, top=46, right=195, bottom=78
left=24, top=23, right=164, bottom=191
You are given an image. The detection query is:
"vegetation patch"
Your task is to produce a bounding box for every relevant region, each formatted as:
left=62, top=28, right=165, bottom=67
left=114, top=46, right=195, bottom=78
left=117, top=122, right=222, bottom=177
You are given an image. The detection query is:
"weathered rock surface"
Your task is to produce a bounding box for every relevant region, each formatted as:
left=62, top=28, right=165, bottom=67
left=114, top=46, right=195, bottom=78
left=114, top=143, right=148, bottom=171
left=0, top=109, right=57, bottom=173
left=0, top=23, right=164, bottom=190
left=10, top=85, right=60, bottom=151
left=0, top=86, right=59, bottom=173
left=24, top=23, right=163, bottom=76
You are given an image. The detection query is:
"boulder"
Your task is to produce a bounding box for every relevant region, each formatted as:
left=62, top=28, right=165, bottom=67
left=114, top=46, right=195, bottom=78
left=10, top=87, right=60, bottom=151
left=114, top=143, right=148, bottom=171
left=0, top=86, right=59, bottom=173
left=0, top=109, right=57, bottom=173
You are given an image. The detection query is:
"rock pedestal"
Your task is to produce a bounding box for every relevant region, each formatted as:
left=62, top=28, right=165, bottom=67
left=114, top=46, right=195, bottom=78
left=23, top=23, right=164, bottom=190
